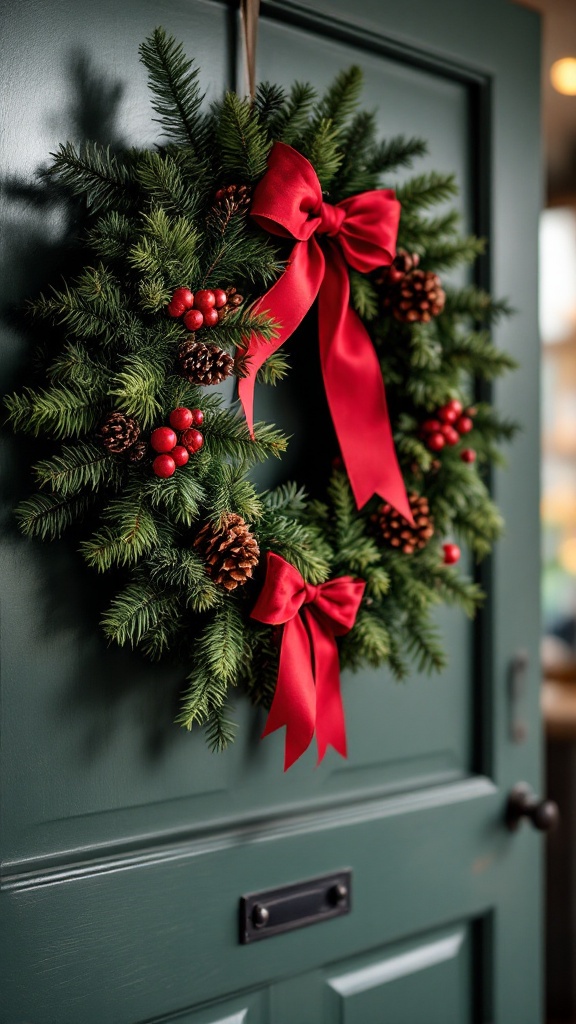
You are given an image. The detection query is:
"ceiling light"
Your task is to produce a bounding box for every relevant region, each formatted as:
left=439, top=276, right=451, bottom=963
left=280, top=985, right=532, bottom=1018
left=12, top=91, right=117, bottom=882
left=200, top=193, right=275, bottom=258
left=551, top=58, right=576, bottom=96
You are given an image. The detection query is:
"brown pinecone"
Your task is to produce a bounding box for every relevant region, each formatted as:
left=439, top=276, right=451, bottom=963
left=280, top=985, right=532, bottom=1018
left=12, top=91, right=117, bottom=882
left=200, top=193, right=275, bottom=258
left=379, top=250, right=446, bottom=324
left=127, top=440, right=148, bottom=463
left=194, top=513, right=260, bottom=591
left=371, top=493, right=434, bottom=555
left=177, top=339, right=235, bottom=386
left=217, top=285, right=244, bottom=322
left=97, top=411, right=140, bottom=453
left=213, top=183, right=252, bottom=213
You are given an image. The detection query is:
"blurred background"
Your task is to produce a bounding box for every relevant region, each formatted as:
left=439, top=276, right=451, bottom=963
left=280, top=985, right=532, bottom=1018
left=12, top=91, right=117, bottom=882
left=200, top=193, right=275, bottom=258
left=519, top=1, right=576, bottom=1019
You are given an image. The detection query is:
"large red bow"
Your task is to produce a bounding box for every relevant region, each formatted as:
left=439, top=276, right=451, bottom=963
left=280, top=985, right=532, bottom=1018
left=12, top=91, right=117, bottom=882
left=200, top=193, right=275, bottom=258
left=238, top=141, right=412, bottom=521
left=251, top=552, right=365, bottom=770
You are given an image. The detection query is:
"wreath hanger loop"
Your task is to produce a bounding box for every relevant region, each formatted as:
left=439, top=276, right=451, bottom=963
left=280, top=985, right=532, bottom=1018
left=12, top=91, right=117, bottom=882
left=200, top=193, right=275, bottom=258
left=240, top=0, right=260, bottom=101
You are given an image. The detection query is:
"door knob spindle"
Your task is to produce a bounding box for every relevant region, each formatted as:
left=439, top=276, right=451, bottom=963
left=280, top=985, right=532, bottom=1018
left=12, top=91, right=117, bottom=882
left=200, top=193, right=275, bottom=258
left=506, top=783, right=559, bottom=832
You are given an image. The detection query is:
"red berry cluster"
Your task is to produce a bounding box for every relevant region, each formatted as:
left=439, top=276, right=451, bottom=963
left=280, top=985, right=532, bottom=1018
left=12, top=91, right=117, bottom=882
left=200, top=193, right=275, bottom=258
left=420, top=400, right=476, bottom=462
left=166, top=287, right=238, bottom=332
left=150, top=407, right=204, bottom=478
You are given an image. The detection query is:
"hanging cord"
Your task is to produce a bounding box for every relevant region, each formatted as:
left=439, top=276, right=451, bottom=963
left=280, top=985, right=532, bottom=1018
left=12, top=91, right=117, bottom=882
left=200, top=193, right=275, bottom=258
left=240, top=0, right=260, bottom=101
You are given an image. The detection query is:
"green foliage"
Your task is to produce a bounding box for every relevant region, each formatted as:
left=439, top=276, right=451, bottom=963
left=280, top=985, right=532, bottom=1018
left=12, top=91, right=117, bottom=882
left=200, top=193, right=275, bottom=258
left=48, top=141, right=133, bottom=213
left=139, top=27, right=207, bottom=154
left=5, top=30, right=517, bottom=754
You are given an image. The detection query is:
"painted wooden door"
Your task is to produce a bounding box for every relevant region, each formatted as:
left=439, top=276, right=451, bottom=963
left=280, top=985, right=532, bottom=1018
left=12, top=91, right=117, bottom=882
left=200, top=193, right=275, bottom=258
left=0, top=1, right=542, bottom=1022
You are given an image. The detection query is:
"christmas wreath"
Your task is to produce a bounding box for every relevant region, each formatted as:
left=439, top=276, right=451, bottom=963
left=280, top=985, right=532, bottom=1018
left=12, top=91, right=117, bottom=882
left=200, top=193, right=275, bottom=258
left=5, top=29, right=516, bottom=769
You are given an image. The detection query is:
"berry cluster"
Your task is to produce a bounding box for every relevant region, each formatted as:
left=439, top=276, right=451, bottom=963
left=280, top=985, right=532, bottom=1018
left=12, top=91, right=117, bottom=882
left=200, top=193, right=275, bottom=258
left=420, top=399, right=476, bottom=462
left=166, top=286, right=242, bottom=331
left=150, top=407, right=204, bottom=478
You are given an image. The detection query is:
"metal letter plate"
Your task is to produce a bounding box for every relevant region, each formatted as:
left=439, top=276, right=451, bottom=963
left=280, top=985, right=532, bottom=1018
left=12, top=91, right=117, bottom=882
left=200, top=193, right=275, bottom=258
left=239, top=869, right=351, bottom=944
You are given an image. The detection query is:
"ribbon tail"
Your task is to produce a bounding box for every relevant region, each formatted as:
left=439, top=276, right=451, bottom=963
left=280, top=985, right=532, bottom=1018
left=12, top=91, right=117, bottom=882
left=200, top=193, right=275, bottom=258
left=238, top=240, right=325, bottom=437
left=318, top=249, right=413, bottom=522
left=261, top=616, right=316, bottom=770
left=306, top=609, right=347, bottom=765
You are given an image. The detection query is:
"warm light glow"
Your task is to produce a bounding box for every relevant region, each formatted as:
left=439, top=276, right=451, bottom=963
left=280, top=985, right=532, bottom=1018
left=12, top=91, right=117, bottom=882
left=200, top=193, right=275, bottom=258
left=559, top=536, right=576, bottom=574
left=551, top=58, right=576, bottom=96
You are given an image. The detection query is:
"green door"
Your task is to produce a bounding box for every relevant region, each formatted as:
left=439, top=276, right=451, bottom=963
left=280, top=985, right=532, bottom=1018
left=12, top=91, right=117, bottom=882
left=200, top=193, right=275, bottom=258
left=0, top=1, right=543, bottom=1021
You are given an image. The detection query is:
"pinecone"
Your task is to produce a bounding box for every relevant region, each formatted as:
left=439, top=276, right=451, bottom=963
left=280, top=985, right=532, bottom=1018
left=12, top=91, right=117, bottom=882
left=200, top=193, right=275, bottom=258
left=371, top=493, right=434, bottom=555
left=217, top=286, right=244, bottom=322
left=194, top=513, right=260, bottom=591
left=97, top=411, right=141, bottom=453
left=214, top=183, right=252, bottom=213
left=127, top=440, right=148, bottom=463
left=177, top=339, right=235, bottom=386
left=379, top=250, right=446, bottom=324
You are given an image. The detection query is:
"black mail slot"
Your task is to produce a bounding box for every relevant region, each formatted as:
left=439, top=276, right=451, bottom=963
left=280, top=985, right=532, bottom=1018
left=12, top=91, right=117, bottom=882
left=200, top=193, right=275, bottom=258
left=239, top=870, right=352, bottom=944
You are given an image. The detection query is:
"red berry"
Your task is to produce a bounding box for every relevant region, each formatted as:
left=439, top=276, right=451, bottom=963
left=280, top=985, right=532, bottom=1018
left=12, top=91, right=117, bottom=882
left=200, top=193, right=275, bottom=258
left=442, top=542, right=461, bottom=565
left=421, top=419, right=442, bottom=435
left=460, top=448, right=477, bottom=463
left=150, top=426, right=177, bottom=453
left=427, top=432, right=446, bottom=451
left=213, top=288, right=228, bottom=309
left=456, top=415, right=473, bottom=435
left=441, top=424, right=460, bottom=446
left=388, top=266, right=404, bottom=284
left=167, top=299, right=186, bottom=318
left=171, top=445, right=190, bottom=467
left=183, top=308, right=204, bottom=331
left=169, top=407, right=193, bottom=431
left=193, top=289, right=216, bottom=313
left=181, top=428, right=204, bottom=453
left=438, top=399, right=463, bottom=423
left=152, top=454, right=176, bottom=478
left=191, top=408, right=204, bottom=427
left=172, top=287, right=194, bottom=309
left=202, top=307, right=219, bottom=327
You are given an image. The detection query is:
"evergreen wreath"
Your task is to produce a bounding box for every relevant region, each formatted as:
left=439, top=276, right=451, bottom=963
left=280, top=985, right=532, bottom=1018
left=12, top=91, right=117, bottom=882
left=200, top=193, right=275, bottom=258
left=5, top=29, right=517, bottom=758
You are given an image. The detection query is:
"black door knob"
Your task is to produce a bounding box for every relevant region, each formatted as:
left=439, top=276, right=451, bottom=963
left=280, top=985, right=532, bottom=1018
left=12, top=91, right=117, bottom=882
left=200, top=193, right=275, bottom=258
left=506, top=782, right=559, bottom=832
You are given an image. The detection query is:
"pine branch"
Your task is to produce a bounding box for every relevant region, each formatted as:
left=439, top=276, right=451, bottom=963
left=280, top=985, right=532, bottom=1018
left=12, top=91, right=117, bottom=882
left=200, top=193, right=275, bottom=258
left=5, top=383, right=104, bottom=438
left=129, top=207, right=200, bottom=288
left=216, top=92, right=271, bottom=182
left=15, top=493, right=91, bottom=540
left=204, top=702, right=237, bottom=751
left=254, top=82, right=287, bottom=126
left=33, top=442, right=122, bottom=497
left=144, top=468, right=207, bottom=528
left=80, top=491, right=159, bottom=570
left=203, top=410, right=288, bottom=464
left=349, top=270, right=379, bottom=321
left=442, top=286, right=514, bottom=324
left=48, top=141, right=134, bottom=213
left=395, top=172, right=458, bottom=212
left=102, top=581, right=177, bottom=647
left=366, top=136, right=428, bottom=176
left=139, top=28, right=207, bottom=153
left=135, top=150, right=203, bottom=218
left=269, top=82, right=317, bottom=144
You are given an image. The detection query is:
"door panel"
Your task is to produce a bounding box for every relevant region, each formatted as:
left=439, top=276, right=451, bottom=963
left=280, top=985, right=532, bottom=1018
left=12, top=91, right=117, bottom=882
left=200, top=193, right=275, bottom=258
left=0, top=1, right=542, bottom=1022
left=326, top=927, right=469, bottom=1024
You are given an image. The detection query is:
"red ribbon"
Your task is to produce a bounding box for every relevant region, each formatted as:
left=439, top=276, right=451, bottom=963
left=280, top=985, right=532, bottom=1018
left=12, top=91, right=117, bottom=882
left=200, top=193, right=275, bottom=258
left=238, top=141, right=412, bottom=521
left=251, top=552, right=365, bottom=770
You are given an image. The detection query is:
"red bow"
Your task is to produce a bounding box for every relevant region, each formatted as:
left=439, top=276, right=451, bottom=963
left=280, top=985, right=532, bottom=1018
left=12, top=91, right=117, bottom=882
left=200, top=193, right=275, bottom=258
left=238, top=141, right=412, bottom=521
left=251, top=552, right=365, bottom=770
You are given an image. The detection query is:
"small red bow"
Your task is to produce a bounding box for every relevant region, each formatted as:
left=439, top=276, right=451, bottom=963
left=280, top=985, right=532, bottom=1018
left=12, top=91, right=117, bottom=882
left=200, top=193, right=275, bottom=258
left=239, top=141, right=412, bottom=521
left=251, top=552, right=365, bottom=770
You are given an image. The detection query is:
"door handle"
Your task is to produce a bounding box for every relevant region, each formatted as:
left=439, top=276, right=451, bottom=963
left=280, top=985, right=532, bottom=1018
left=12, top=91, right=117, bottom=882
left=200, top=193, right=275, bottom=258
left=506, top=782, right=559, bottom=832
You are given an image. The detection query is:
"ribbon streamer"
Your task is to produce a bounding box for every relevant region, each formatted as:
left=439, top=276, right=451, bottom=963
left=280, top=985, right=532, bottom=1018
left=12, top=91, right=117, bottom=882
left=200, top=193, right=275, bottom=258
left=239, top=141, right=412, bottom=521
left=251, top=552, right=365, bottom=770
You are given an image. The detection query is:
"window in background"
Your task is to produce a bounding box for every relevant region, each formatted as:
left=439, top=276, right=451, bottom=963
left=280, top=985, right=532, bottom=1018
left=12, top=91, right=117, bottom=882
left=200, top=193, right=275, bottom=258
left=541, top=205, right=576, bottom=668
